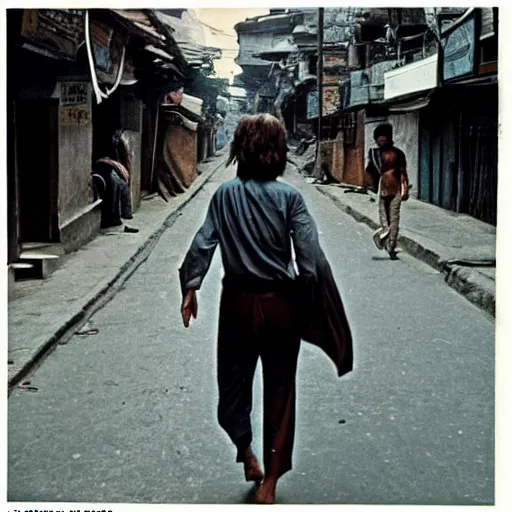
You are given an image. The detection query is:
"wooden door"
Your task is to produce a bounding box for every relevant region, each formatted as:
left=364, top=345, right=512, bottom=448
left=441, top=119, right=458, bottom=211
left=418, top=113, right=432, bottom=202
left=15, top=99, right=59, bottom=243
left=7, top=100, right=21, bottom=263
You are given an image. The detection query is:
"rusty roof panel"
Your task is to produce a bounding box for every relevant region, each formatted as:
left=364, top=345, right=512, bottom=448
left=111, top=9, right=165, bottom=42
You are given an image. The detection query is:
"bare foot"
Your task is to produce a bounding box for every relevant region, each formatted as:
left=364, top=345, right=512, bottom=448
left=245, top=457, right=264, bottom=484
left=239, top=447, right=264, bottom=484
left=254, top=480, right=277, bottom=504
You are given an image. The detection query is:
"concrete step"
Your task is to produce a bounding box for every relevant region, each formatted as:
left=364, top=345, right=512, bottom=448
left=15, top=244, right=65, bottom=279
left=9, top=262, right=34, bottom=283
left=9, top=262, right=35, bottom=269
left=21, top=242, right=65, bottom=256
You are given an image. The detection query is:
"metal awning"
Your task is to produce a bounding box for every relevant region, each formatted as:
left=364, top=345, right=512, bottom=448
left=387, top=95, right=432, bottom=112
left=110, top=9, right=166, bottom=42
left=145, top=44, right=174, bottom=61
left=444, top=75, right=497, bottom=87
left=162, top=104, right=205, bottom=125
left=154, top=10, right=222, bottom=67
left=21, top=42, right=63, bottom=60
left=254, top=39, right=299, bottom=60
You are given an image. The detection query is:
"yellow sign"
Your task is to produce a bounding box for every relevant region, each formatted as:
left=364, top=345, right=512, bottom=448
left=60, top=106, right=90, bottom=126
left=323, top=86, right=340, bottom=116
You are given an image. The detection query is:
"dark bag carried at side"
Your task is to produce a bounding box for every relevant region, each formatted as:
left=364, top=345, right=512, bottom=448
left=299, top=252, right=353, bottom=378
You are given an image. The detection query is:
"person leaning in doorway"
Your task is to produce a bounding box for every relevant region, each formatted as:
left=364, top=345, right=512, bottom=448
left=178, top=113, right=352, bottom=504
left=365, top=123, right=409, bottom=260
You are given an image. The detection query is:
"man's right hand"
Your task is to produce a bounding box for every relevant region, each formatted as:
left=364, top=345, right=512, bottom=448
left=181, top=290, right=198, bottom=328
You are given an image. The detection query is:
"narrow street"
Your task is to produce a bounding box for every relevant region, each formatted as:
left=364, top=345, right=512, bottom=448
left=8, top=163, right=494, bottom=505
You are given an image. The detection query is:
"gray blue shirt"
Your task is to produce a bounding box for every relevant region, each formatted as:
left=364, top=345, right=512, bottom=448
left=179, top=177, right=322, bottom=294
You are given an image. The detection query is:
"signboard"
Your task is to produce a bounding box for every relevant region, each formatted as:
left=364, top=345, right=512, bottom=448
left=349, top=70, right=369, bottom=107
left=307, top=86, right=341, bottom=119
left=384, top=54, right=438, bottom=100
left=442, top=12, right=478, bottom=83
left=324, top=75, right=342, bottom=85
left=323, top=86, right=340, bottom=115
left=324, top=25, right=352, bottom=44
left=340, top=79, right=351, bottom=111
left=59, top=83, right=90, bottom=126
left=60, top=83, right=88, bottom=107
left=307, top=89, right=319, bottom=119
left=321, top=52, right=348, bottom=86
left=60, top=107, right=90, bottom=125
left=324, top=54, right=347, bottom=68
left=90, top=20, right=114, bottom=74
left=21, top=9, right=84, bottom=59
left=323, top=8, right=354, bottom=43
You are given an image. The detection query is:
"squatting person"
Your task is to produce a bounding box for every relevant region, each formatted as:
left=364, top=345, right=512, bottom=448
left=178, top=113, right=353, bottom=504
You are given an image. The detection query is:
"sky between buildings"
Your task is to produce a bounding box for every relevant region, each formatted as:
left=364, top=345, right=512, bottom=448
left=193, top=8, right=270, bottom=80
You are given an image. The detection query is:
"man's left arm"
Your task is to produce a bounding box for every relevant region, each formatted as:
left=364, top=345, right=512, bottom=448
left=178, top=196, right=220, bottom=327
left=399, top=150, right=409, bottom=200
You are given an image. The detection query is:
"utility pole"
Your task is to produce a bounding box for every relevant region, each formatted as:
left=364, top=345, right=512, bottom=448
left=315, top=7, right=324, bottom=180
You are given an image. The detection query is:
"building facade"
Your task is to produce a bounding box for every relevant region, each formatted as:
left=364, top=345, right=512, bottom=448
left=7, top=8, right=229, bottom=281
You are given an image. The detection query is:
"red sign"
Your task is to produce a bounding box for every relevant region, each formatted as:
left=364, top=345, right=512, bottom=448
left=324, top=54, right=347, bottom=68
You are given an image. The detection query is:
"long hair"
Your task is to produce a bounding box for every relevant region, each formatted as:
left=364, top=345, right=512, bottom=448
left=226, top=114, right=288, bottom=180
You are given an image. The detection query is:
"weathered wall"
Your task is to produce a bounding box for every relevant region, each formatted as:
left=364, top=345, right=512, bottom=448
left=119, top=92, right=143, bottom=211
left=60, top=202, right=102, bottom=253
left=343, top=110, right=365, bottom=186
left=121, top=130, right=142, bottom=212
left=389, top=112, right=419, bottom=193
left=237, top=32, right=276, bottom=67
left=56, top=81, right=94, bottom=228
left=331, top=131, right=344, bottom=182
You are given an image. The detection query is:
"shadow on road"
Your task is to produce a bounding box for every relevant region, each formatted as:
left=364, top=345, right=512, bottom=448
left=243, top=485, right=258, bottom=504
left=371, top=255, right=400, bottom=261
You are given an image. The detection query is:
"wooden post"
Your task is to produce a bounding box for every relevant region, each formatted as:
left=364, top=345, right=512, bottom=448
left=315, top=7, right=324, bottom=180
left=149, top=100, right=160, bottom=191
left=293, top=97, right=297, bottom=135
left=8, top=99, right=21, bottom=263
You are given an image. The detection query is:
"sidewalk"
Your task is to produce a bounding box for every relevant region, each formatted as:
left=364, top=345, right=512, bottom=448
left=7, top=150, right=228, bottom=390
left=288, top=151, right=495, bottom=318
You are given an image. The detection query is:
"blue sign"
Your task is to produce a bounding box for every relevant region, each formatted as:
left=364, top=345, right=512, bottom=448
left=307, top=89, right=319, bottom=120
left=442, top=16, right=477, bottom=82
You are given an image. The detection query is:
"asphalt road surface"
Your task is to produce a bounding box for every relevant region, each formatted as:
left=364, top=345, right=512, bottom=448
left=8, top=163, right=494, bottom=505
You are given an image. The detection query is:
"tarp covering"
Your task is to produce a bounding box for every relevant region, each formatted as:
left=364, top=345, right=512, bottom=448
left=157, top=114, right=198, bottom=201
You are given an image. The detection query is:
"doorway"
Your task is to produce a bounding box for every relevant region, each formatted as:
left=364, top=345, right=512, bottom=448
left=15, top=99, right=60, bottom=244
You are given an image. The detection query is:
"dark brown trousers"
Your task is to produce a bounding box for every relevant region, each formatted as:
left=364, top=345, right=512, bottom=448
left=217, top=283, right=301, bottom=478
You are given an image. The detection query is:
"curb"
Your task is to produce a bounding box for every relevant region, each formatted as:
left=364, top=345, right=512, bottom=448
left=8, top=153, right=227, bottom=393
left=314, top=185, right=496, bottom=318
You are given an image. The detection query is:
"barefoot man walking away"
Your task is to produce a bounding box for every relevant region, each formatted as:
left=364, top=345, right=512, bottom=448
left=179, top=114, right=353, bottom=504
left=365, top=123, right=410, bottom=260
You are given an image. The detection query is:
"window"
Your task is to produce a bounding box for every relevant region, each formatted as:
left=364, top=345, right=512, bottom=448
left=120, top=91, right=142, bottom=132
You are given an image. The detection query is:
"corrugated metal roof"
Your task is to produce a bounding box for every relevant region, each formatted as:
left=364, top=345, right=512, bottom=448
left=254, top=39, right=298, bottom=60
left=481, top=8, right=495, bottom=38
left=144, top=44, right=174, bottom=61
left=111, top=9, right=165, bottom=42
left=236, top=12, right=291, bottom=29
left=237, top=32, right=290, bottom=67
left=227, top=86, right=247, bottom=98
left=155, top=10, right=222, bottom=66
